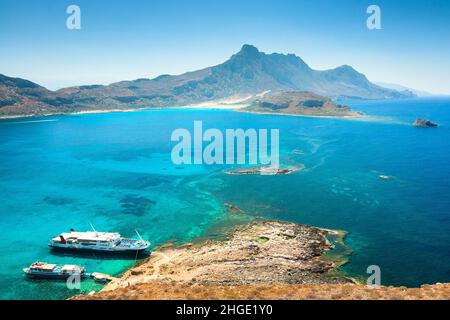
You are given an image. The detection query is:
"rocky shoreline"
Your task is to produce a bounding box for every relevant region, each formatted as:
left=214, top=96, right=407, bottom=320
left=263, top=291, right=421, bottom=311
left=73, top=219, right=450, bottom=300
left=75, top=220, right=352, bottom=299
left=75, top=282, right=450, bottom=300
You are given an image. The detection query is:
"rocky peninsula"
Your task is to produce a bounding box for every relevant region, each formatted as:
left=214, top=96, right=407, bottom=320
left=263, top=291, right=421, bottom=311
left=72, top=220, right=346, bottom=298
left=243, top=91, right=362, bottom=118
left=74, top=219, right=450, bottom=300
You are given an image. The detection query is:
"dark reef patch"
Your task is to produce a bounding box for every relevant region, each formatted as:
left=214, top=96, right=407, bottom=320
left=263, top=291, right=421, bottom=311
left=120, top=194, right=156, bottom=216
left=75, top=148, right=153, bottom=162
left=43, top=196, right=74, bottom=206
left=118, top=176, right=169, bottom=190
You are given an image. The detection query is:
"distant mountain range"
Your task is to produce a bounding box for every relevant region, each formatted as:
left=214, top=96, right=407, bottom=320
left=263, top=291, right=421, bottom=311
left=374, top=82, right=433, bottom=97
left=0, top=44, right=415, bottom=117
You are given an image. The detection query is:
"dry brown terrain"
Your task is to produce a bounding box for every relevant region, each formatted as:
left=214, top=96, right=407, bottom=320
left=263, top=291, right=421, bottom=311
left=76, top=282, right=450, bottom=300
left=73, top=220, right=449, bottom=300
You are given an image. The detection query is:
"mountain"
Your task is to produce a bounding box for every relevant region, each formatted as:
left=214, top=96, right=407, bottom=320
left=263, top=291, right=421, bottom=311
left=0, top=74, right=66, bottom=116
left=374, top=82, right=433, bottom=97
left=0, top=45, right=414, bottom=117
left=244, top=91, right=361, bottom=117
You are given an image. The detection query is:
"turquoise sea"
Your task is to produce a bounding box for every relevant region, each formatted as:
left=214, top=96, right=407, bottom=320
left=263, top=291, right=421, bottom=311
left=0, top=97, right=449, bottom=299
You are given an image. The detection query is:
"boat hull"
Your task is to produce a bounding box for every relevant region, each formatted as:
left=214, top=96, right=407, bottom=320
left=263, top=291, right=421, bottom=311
left=48, top=243, right=150, bottom=254
left=24, top=273, right=86, bottom=280
left=23, top=269, right=86, bottom=280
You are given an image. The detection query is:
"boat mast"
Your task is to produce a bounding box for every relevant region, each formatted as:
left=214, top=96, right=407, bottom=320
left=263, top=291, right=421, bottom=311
left=135, top=229, right=143, bottom=242
left=89, top=222, right=98, bottom=235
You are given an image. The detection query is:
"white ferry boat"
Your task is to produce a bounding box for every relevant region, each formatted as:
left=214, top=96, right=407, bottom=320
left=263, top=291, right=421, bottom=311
left=23, top=262, right=86, bottom=279
left=48, top=228, right=151, bottom=253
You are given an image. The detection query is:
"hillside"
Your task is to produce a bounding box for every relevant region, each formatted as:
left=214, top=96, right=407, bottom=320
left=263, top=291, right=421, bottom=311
left=0, top=45, right=414, bottom=117
left=244, top=91, right=361, bottom=117
left=73, top=220, right=449, bottom=300
left=0, top=74, right=70, bottom=117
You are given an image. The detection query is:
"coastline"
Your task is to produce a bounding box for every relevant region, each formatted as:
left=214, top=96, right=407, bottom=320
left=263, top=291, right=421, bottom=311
left=0, top=104, right=245, bottom=120
left=73, top=218, right=450, bottom=300
left=0, top=108, right=148, bottom=120
left=234, top=108, right=364, bottom=119
left=69, top=108, right=145, bottom=115
left=1, top=99, right=448, bottom=298
left=75, top=282, right=450, bottom=300
left=0, top=104, right=364, bottom=121
left=73, top=219, right=354, bottom=300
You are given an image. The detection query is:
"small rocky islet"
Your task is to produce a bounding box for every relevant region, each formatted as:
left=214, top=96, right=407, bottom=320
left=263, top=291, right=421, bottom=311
left=413, top=118, right=438, bottom=128
left=225, top=165, right=303, bottom=175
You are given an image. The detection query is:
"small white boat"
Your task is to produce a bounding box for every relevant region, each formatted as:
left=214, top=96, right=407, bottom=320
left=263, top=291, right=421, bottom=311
left=48, top=226, right=151, bottom=254
left=23, top=262, right=86, bottom=279
left=91, top=272, right=113, bottom=283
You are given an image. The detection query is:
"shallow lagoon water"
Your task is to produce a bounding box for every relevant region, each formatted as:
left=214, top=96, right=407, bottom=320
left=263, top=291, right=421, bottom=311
left=0, top=97, right=449, bottom=299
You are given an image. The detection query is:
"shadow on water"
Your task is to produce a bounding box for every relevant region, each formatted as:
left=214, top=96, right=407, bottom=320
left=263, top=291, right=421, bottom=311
left=48, top=248, right=152, bottom=261
left=23, top=276, right=89, bottom=284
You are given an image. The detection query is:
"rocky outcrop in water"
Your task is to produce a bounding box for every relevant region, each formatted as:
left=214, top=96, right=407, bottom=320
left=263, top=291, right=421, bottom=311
left=225, top=166, right=302, bottom=175
left=413, top=119, right=438, bottom=128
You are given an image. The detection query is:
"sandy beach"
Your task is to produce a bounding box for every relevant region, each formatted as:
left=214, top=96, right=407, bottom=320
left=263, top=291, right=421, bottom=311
left=0, top=104, right=250, bottom=120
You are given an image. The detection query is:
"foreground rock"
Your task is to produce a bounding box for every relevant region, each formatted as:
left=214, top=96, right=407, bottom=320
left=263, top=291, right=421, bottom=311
left=413, top=119, right=438, bottom=128
left=74, top=220, right=348, bottom=299
left=76, top=282, right=450, bottom=300
left=73, top=220, right=450, bottom=300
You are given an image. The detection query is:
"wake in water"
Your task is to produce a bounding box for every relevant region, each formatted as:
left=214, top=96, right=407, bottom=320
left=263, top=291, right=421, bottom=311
left=0, top=119, right=59, bottom=125
left=348, top=115, right=410, bottom=126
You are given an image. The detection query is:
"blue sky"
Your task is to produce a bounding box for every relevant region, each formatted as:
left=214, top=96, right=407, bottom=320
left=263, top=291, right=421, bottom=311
left=1, top=0, right=449, bottom=93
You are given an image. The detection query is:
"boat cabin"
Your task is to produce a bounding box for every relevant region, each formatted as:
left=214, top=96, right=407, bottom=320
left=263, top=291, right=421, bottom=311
left=30, top=262, right=57, bottom=272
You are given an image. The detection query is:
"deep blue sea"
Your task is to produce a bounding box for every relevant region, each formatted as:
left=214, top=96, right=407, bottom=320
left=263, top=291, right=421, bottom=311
left=0, top=97, right=449, bottom=299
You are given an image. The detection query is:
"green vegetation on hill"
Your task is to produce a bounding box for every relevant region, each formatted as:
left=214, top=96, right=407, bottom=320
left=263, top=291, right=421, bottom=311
left=244, top=91, right=361, bottom=117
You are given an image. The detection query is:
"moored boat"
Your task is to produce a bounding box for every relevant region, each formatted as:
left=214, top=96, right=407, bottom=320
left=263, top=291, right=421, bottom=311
left=48, top=227, right=151, bottom=253
left=23, top=262, right=86, bottom=279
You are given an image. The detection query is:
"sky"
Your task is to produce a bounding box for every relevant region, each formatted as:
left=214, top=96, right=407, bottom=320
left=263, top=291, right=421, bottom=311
left=0, top=0, right=449, bottom=94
